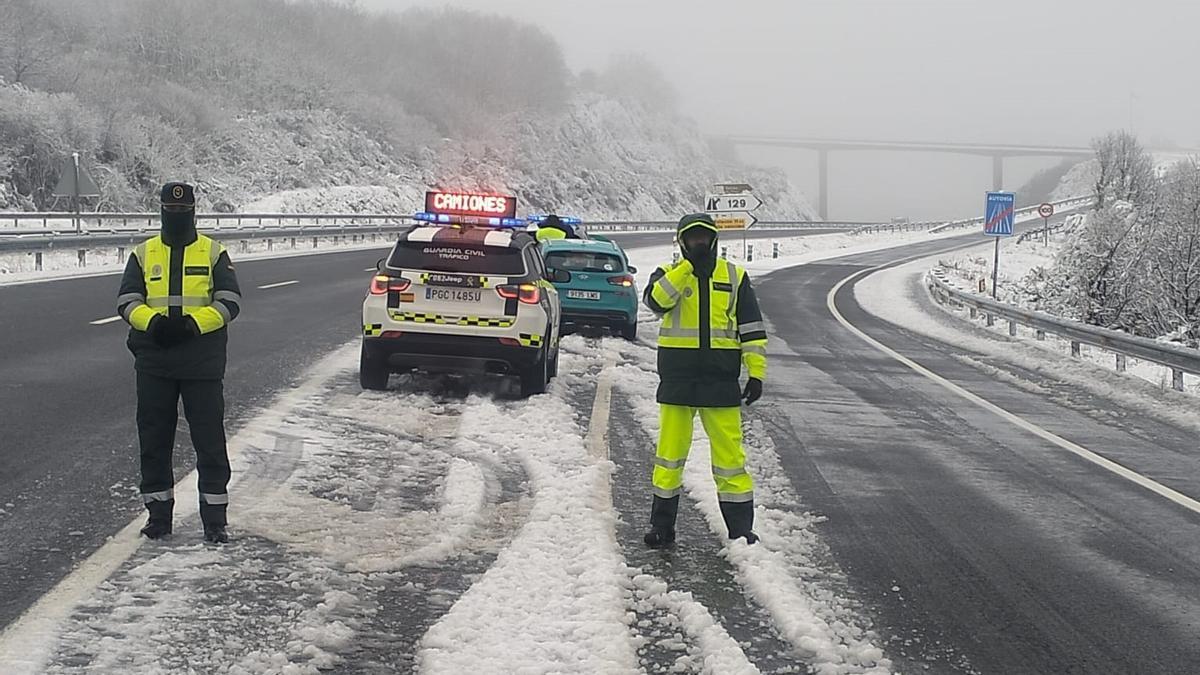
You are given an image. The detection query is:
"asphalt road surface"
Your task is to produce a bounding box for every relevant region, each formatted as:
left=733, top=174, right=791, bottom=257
left=0, top=226, right=820, bottom=630
left=756, top=237, right=1200, bottom=673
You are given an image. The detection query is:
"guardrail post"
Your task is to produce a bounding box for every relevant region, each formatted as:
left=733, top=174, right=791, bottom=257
left=1008, top=320, right=1017, bottom=337
left=1116, top=354, right=1126, bottom=373
left=1071, top=341, right=1081, bottom=358
left=35, top=251, right=42, bottom=271
left=78, top=249, right=85, bottom=267
left=1173, top=369, right=1185, bottom=392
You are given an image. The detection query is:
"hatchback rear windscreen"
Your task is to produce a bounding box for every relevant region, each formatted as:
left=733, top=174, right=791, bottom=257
left=389, top=242, right=526, bottom=275
left=544, top=251, right=624, bottom=273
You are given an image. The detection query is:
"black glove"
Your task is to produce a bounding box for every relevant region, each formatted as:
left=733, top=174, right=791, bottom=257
left=147, top=315, right=172, bottom=348
left=149, top=315, right=198, bottom=348
left=741, top=377, right=763, bottom=405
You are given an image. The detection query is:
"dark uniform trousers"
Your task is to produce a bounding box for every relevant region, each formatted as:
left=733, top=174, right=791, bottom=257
left=136, top=371, right=230, bottom=525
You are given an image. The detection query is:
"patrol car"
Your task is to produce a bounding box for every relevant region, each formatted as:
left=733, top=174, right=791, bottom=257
left=361, top=191, right=561, bottom=397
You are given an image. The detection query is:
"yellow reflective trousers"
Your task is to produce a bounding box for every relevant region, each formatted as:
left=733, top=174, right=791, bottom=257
left=651, top=404, right=753, bottom=503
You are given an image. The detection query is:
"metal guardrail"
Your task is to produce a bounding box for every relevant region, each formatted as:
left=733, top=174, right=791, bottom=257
left=0, top=212, right=408, bottom=230
left=928, top=195, right=1093, bottom=234
left=0, top=213, right=882, bottom=252
left=927, top=267, right=1199, bottom=391
left=0, top=221, right=415, bottom=254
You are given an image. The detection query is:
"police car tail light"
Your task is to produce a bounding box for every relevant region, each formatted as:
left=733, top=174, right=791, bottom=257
left=607, top=274, right=635, bottom=287
left=369, top=275, right=411, bottom=295
left=496, top=283, right=541, bottom=304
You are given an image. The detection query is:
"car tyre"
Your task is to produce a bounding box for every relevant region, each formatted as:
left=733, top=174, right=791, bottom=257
left=620, top=319, right=638, bottom=341
left=519, top=350, right=549, bottom=397
left=359, top=342, right=389, bottom=391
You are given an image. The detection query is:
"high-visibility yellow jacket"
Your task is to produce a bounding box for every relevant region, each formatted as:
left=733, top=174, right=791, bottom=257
left=644, top=257, right=767, bottom=407
left=117, top=234, right=242, bottom=379
left=535, top=227, right=567, bottom=243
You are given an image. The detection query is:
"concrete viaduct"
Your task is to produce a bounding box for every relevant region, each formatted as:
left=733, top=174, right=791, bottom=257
left=713, top=136, right=1096, bottom=219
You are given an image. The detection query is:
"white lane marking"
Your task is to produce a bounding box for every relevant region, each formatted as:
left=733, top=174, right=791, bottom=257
left=586, top=353, right=617, bottom=463
left=89, top=316, right=122, bottom=325
left=0, top=471, right=203, bottom=673
left=363, top=267, right=376, bottom=272
left=0, top=343, right=360, bottom=673
left=257, top=280, right=299, bottom=290
left=827, top=264, right=1200, bottom=517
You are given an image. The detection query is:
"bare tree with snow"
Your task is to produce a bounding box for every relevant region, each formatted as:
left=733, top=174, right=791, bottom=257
left=1091, top=130, right=1156, bottom=210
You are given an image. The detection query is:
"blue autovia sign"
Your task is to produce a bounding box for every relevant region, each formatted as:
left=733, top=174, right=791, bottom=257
left=984, top=191, right=1016, bottom=237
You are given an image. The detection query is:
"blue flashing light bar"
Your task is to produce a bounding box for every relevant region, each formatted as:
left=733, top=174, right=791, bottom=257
left=413, top=212, right=527, bottom=228
left=527, top=214, right=582, bottom=225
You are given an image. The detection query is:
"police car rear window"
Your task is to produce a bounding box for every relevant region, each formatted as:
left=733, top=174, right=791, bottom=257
left=389, top=241, right=526, bottom=275
left=544, top=251, right=624, bottom=273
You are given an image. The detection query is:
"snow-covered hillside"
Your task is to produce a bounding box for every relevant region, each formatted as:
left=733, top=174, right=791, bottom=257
left=241, top=92, right=814, bottom=220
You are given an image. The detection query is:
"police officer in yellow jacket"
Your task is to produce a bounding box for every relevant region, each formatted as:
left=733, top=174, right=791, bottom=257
left=642, top=213, right=767, bottom=547
left=534, top=214, right=572, bottom=243
left=116, top=182, right=242, bottom=544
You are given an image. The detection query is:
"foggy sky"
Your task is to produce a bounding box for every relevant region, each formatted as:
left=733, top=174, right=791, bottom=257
left=359, top=0, right=1200, bottom=219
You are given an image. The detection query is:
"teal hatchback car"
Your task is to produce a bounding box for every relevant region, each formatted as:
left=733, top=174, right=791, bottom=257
left=542, top=238, right=639, bottom=340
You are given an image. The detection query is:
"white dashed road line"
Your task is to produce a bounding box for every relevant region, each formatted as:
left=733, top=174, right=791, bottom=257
left=89, top=316, right=123, bottom=326
left=257, top=280, right=299, bottom=290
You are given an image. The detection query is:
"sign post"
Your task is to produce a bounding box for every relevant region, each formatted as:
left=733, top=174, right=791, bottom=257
left=1037, top=202, right=1055, bottom=246
left=52, top=153, right=101, bottom=233
left=705, top=187, right=761, bottom=259
left=983, top=191, right=1016, bottom=300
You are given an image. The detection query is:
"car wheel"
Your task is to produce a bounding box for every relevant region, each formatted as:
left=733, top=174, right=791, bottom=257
left=620, top=319, right=638, bottom=341
left=359, top=342, right=389, bottom=391
left=519, top=350, right=549, bottom=397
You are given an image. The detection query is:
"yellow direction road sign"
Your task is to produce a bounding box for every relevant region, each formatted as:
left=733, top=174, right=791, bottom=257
left=713, top=212, right=758, bottom=230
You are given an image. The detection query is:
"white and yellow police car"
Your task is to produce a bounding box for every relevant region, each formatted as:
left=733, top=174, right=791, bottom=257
left=361, top=191, right=561, bottom=396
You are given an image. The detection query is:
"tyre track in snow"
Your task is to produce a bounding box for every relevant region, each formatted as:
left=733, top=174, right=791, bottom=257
left=275, top=373, right=536, bottom=674
left=39, top=365, right=538, bottom=673
left=608, top=390, right=802, bottom=674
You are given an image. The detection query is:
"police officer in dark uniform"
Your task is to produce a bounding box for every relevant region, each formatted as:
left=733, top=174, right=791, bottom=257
left=116, top=182, right=242, bottom=543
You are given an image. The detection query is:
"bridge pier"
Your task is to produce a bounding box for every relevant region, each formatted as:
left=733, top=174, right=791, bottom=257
left=992, top=155, right=1004, bottom=191
left=818, top=149, right=829, bottom=220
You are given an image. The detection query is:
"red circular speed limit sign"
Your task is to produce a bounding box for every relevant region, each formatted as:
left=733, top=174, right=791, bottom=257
left=1037, top=203, right=1055, bottom=218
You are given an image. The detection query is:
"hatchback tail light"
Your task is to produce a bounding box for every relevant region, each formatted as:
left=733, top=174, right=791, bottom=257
left=369, top=275, right=411, bottom=295
left=497, top=283, right=541, bottom=304
left=607, top=274, right=635, bottom=287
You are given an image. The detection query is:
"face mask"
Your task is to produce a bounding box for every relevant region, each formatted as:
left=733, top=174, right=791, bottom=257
left=681, top=231, right=715, bottom=259
left=161, top=209, right=197, bottom=247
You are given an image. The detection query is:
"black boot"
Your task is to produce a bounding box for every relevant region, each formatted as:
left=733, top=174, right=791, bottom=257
left=204, top=524, right=229, bottom=544
left=201, top=502, right=229, bottom=544
left=719, top=499, right=758, bottom=544
left=643, top=495, right=679, bottom=548
left=140, top=499, right=174, bottom=539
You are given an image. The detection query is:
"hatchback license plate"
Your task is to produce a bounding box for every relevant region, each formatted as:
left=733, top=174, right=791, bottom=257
left=567, top=290, right=601, bottom=300
left=426, top=288, right=482, bottom=303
